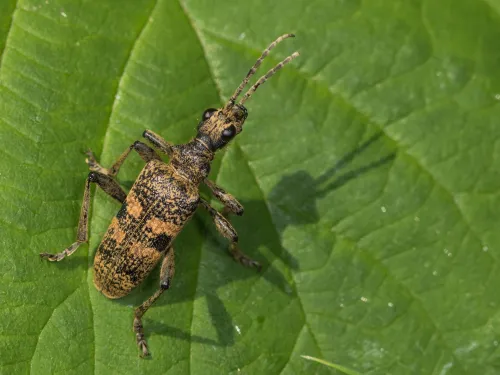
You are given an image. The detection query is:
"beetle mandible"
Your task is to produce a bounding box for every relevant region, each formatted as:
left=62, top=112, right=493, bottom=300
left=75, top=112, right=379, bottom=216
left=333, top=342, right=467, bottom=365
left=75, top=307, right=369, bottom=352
left=40, top=34, right=299, bottom=357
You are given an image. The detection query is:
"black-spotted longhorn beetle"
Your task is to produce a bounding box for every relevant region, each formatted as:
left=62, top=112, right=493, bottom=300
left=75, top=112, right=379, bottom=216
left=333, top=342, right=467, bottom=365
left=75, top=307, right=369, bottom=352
left=41, top=34, right=299, bottom=357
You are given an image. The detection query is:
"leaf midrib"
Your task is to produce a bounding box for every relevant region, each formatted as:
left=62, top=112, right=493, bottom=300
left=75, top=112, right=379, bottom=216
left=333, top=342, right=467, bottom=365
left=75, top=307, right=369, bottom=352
left=85, top=1, right=160, bottom=373
left=85, top=0, right=229, bottom=373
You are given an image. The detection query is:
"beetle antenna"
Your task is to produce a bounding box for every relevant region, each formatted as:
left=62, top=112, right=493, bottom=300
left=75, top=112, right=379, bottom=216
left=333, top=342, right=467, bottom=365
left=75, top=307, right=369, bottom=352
left=239, top=52, right=299, bottom=105
left=226, top=33, right=295, bottom=107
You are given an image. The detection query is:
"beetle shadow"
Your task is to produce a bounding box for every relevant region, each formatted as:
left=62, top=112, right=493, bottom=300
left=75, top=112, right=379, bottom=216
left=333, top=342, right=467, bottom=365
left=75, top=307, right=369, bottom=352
left=136, top=131, right=396, bottom=347
left=225, top=131, right=396, bottom=295
left=144, top=291, right=234, bottom=347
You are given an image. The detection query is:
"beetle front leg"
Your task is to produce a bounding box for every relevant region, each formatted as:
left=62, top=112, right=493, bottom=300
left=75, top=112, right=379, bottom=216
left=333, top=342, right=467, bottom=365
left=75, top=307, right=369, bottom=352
left=200, top=199, right=261, bottom=270
left=203, top=179, right=244, bottom=216
left=133, top=246, right=175, bottom=357
left=40, top=172, right=126, bottom=261
left=142, top=130, right=174, bottom=158
left=86, top=140, right=161, bottom=177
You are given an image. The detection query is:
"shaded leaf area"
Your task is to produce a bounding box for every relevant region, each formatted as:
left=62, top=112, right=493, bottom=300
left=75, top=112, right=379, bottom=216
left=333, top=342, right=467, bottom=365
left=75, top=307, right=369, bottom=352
left=1, top=0, right=500, bottom=374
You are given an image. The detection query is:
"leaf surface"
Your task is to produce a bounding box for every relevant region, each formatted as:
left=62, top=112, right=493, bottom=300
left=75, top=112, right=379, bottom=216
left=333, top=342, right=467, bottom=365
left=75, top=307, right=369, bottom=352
left=1, top=0, right=500, bottom=374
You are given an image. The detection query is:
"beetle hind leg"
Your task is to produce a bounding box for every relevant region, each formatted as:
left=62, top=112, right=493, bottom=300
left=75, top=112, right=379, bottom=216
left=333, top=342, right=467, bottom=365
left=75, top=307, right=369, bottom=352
left=133, top=246, right=175, bottom=357
left=40, top=172, right=126, bottom=262
left=133, top=289, right=164, bottom=358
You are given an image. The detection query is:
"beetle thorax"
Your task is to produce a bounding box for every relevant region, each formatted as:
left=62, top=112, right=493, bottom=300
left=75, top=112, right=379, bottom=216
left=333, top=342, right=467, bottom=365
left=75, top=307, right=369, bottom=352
left=169, top=141, right=213, bottom=185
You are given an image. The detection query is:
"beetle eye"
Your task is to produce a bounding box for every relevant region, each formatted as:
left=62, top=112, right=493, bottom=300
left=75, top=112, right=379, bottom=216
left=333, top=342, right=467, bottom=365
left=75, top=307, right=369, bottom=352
left=222, top=125, right=236, bottom=141
left=202, top=108, right=217, bottom=121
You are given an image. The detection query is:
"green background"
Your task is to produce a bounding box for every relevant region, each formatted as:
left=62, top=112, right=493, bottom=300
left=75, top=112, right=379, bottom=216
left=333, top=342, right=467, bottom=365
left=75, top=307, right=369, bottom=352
left=1, top=0, right=500, bottom=374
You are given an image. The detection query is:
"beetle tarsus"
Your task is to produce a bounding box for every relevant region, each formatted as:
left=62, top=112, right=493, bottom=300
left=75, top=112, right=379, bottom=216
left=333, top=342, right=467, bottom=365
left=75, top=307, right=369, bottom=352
left=134, top=317, right=150, bottom=357
left=85, top=149, right=110, bottom=175
left=230, top=243, right=262, bottom=271
left=40, top=241, right=85, bottom=262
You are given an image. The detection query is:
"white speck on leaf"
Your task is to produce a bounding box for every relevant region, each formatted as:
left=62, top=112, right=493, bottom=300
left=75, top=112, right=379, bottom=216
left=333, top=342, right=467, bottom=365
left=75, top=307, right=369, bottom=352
left=388, top=302, right=394, bottom=307
left=239, top=32, right=246, bottom=40
left=362, top=340, right=386, bottom=359
left=61, top=11, right=67, bottom=17
left=483, top=246, right=489, bottom=252
left=433, top=270, right=438, bottom=276
left=381, top=206, right=387, bottom=213
left=414, top=216, right=420, bottom=222
left=495, top=94, right=500, bottom=100
left=235, top=325, right=241, bottom=335
left=455, top=341, right=478, bottom=355
left=360, top=296, right=368, bottom=302
left=439, top=362, right=453, bottom=375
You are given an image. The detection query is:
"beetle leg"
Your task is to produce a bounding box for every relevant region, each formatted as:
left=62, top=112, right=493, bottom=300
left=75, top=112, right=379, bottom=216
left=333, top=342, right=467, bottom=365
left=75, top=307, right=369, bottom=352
left=159, top=246, right=176, bottom=289
left=203, top=179, right=244, bottom=216
left=39, top=172, right=126, bottom=262
left=200, top=199, right=261, bottom=270
left=86, top=141, right=161, bottom=177
left=142, top=129, right=174, bottom=157
left=133, top=246, right=175, bottom=357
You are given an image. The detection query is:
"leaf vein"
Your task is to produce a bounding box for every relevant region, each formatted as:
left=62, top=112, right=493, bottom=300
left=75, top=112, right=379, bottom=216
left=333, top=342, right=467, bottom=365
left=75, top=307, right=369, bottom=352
left=0, top=0, right=18, bottom=73
left=29, top=287, right=81, bottom=374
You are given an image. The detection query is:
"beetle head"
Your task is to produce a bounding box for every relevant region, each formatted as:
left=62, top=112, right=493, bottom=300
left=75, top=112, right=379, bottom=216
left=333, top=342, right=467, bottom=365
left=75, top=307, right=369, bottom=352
left=195, top=34, right=299, bottom=152
left=195, top=104, right=247, bottom=151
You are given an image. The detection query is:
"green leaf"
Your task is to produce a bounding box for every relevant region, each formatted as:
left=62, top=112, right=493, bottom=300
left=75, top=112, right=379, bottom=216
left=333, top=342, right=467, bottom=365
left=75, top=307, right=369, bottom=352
left=2, top=0, right=500, bottom=374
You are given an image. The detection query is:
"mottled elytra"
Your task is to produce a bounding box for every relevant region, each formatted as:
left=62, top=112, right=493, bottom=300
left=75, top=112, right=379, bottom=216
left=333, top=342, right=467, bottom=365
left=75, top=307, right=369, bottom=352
left=40, top=34, right=299, bottom=357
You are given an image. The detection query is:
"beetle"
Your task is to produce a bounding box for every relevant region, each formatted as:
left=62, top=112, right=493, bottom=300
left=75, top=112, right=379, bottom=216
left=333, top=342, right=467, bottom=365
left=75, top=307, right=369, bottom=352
left=40, top=34, right=299, bottom=357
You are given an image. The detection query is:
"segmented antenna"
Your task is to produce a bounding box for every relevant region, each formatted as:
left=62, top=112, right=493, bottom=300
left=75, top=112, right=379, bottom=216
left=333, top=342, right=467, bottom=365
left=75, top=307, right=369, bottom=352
left=227, top=33, right=296, bottom=106
left=239, top=52, right=299, bottom=105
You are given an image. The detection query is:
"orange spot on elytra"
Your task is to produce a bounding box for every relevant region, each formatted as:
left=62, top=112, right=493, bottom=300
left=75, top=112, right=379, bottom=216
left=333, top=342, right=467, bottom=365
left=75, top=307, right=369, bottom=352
left=108, top=218, right=126, bottom=244
left=127, top=195, right=143, bottom=219
left=130, top=243, right=162, bottom=263
left=146, top=217, right=181, bottom=236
